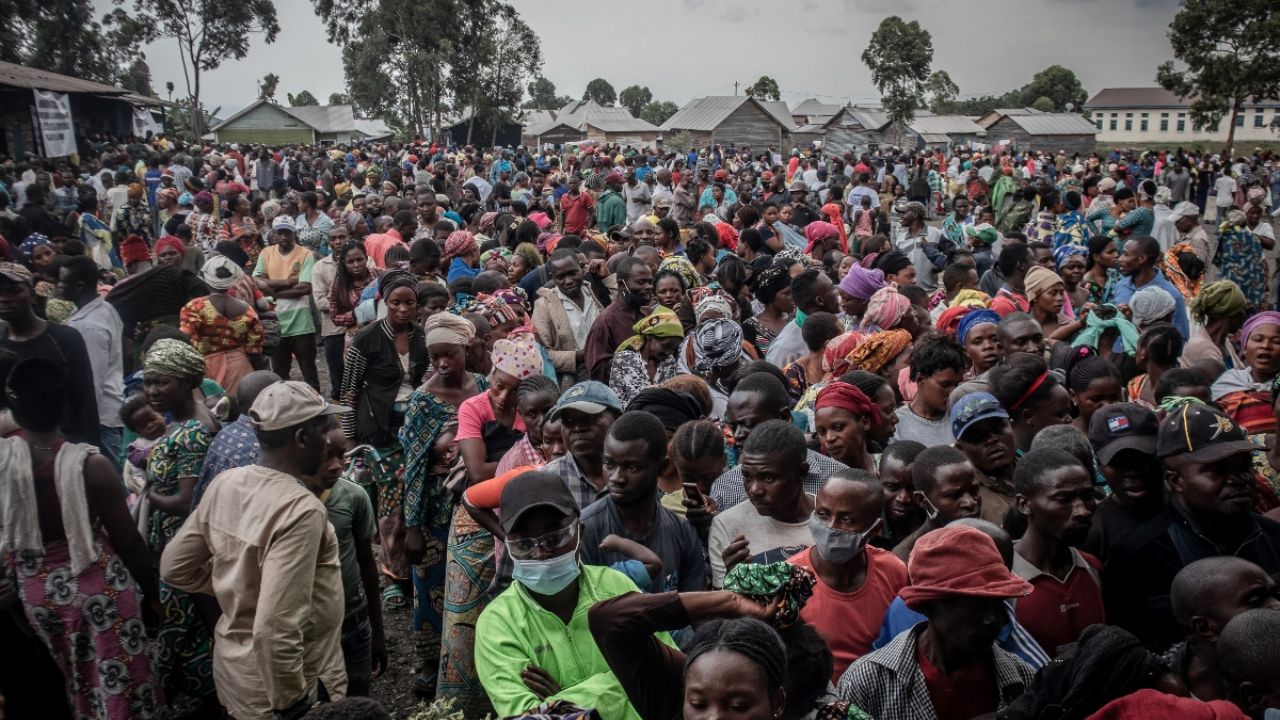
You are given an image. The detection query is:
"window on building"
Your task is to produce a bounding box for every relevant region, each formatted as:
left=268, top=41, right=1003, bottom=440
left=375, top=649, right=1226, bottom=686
left=1110, top=118, right=1118, bottom=131
left=1096, top=118, right=1104, bottom=130
left=1256, top=114, right=1265, bottom=127
left=1177, top=113, right=1186, bottom=132
left=1140, top=113, right=1149, bottom=132
left=1125, top=118, right=1132, bottom=131
left=1235, top=114, right=1245, bottom=127
left=1160, top=113, right=1169, bottom=132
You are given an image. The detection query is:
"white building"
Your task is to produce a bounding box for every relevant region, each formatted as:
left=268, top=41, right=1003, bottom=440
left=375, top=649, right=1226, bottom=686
left=1085, top=87, right=1280, bottom=145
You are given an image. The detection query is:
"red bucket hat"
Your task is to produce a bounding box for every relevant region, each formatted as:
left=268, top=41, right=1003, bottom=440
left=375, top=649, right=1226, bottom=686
left=900, top=525, right=1032, bottom=610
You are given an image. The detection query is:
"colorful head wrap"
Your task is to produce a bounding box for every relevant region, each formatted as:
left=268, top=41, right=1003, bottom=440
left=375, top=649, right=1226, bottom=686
left=143, top=338, right=206, bottom=383
left=862, top=286, right=911, bottom=330
left=1053, top=244, right=1089, bottom=272
left=822, top=331, right=866, bottom=378
left=949, top=289, right=990, bottom=310
left=1241, top=312, right=1280, bottom=349
left=715, top=223, right=739, bottom=251
left=495, top=287, right=530, bottom=316
left=692, top=318, right=743, bottom=374
left=378, top=268, right=419, bottom=303
left=1024, top=266, right=1064, bottom=303
left=193, top=191, right=215, bottom=213
left=935, top=305, right=972, bottom=339
left=617, top=305, right=684, bottom=353
left=18, top=233, right=50, bottom=261
left=1189, top=280, right=1247, bottom=323
left=774, top=247, right=808, bottom=268
left=154, top=236, right=186, bottom=260
left=480, top=247, right=513, bottom=274
left=1072, top=304, right=1141, bottom=355
left=839, top=263, right=886, bottom=301
left=846, top=329, right=911, bottom=375
left=821, top=203, right=849, bottom=252
left=119, top=235, right=150, bottom=266
left=200, top=255, right=243, bottom=291
left=814, top=380, right=882, bottom=425
left=694, top=292, right=738, bottom=322
left=750, top=262, right=792, bottom=304
left=444, top=230, right=478, bottom=261
left=803, top=221, right=839, bottom=252
left=957, top=309, right=1001, bottom=345
left=660, top=255, right=703, bottom=290
left=491, top=335, right=543, bottom=380
left=423, top=311, right=475, bottom=346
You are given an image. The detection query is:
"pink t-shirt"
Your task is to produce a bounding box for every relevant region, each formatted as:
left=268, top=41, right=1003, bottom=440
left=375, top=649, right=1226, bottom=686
left=456, top=391, right=526, bottom=442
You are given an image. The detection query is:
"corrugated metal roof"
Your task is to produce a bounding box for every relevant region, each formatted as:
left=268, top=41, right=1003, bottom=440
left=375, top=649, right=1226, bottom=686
left=794, top=123, right=828, bottom=134
left=843, top=108, right=891, bottom=131
left=917, top=133, right=951, bottom=143
left=283, top=104, right=356, bottom=133
left=909, top=114, right=986, bottom=135
left=662, top=96, right=793, bottom=133
left=0, top=60, right=126, bottom=95
left=759, top=101, right=797, bottom=131
left=555, top=100, right=656, bottom=133
left=1002, top=113, right=1099, bottom=135
left=525, top=120, right=581, bottom=136
left=791, top=98, right=842, bottom=117
left=355, top=118, right=392, bottom=139
left=520, top=109, right=556, bottom=127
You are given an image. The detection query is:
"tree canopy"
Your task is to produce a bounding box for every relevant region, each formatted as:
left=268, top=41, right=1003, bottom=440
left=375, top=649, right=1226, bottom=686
left=619, top=85, right=653, bottom=117
left=924, top=70, right=959, bottom=113
left=862, top=16, right=933, bottom=140
left=1157, top=0, right=1280, bottom=152
left=1, top=0, right=145, bottom=91
left=259, top=73, right=280, bottom=101
left=640, top=101, right=679, bottom=126
left=288, top=90, right=319, bottom=107
left=744, top=76, right=781, bottom=102
left=527, top=77, right=572, bottom=110
left=583, top=78, right=617, bottom=106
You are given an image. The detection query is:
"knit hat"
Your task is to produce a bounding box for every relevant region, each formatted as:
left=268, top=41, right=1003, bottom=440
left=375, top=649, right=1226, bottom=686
left=899, top=525, right=1032, bottom=610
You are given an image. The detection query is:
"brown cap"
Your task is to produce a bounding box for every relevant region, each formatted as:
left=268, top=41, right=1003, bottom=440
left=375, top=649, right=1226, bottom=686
left=248, top=381, right=350, bottom=432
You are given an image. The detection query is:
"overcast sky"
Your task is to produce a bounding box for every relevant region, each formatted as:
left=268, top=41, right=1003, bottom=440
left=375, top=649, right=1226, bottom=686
left=107, top=0, right=1183, bottom=117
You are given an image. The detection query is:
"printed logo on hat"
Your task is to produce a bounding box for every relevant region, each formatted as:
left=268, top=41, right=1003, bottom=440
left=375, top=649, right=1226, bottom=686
left=1210, top=414, right=1235, bottom=440
left=1107, top=415, right=1130, bottom=434
left=567, top=385, right=585, bottom=398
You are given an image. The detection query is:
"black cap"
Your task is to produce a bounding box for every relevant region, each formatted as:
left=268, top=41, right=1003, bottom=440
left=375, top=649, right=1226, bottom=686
left=1089, top=402, right=1158, bottom=465
left=1157, top=401, right=1259, bottom=463
left=498, top=470, right=579, bottom=534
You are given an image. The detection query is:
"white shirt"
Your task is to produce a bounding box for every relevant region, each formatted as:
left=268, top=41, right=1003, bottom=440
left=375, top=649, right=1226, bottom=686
left=66, top=297, right=125, bottom=428
left=558, top=285, right=601, bottom=349
left=1215, top=176, right=1237, bottom=206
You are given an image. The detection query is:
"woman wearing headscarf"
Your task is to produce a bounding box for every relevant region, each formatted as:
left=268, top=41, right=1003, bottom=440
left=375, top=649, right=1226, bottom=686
left=444, top=230, right=481, bottom=284
left=1215, top=209, right=1268, bottom=314
left=610, top=305, right=685, bottom=407
left=397, top=311, right=485, bottom=696
left=1055, top=243, right=1090, bottom=311
left=804, top=220, right=841, bottom=267
left=1211, top=311, right=1280, bottom=435
left=813, top=380, right=881, bottom=472
left=872, top=249, right=916, bottom=287
left=114, top=182, right=154, bottom=246
left=178, top=257, right=266, bottom=394
left=186, top=190, right=227, bottom=253
left=1025, top=265, right=1082, bottom=340
left=860, top=284, right=914, bottom=334
left=958, top=309, right=1002, bottom=377
left=691, top=317, right=747, bottom=418
left=744, top=260, right=796, bottom=356
left=1129, top=285, right=1177, bottom=332
left=838, top=262, right=886, bottom=330
left=139, top=338, right=219, bottom=712
left=847, top=329, right=914, bottom=397
left=226, top=192, right=261, bottom=272
left=1184, top=280, right=1248, bottom=371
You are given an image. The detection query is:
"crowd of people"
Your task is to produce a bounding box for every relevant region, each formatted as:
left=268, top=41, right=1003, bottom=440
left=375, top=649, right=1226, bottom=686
left=2, top=133, right=1280, bottom=720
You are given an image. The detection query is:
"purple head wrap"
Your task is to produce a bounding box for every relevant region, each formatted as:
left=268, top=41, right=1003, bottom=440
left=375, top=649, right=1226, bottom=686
left=1240, top=311, right=1280, bottom=349
left=840, top=262, right=886, bottom=300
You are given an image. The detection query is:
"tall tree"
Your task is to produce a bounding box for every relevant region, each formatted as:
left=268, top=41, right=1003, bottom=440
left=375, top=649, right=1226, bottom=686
left=862, top=16, right=933, bottom=144
left=1157, top=0, right=1280, bottom=153
left=527, top=76, right=571, bottom=109
left=639, top=100, right=679, bottom=126
left=287, top=90, right=319, bottom=106
left=259, top=73, right=280, bottom=100
left=110, top=0, right=280, bottom=140
left=466, top=3, right=541, bottom=145
left=329, top=92, right=351, bottom=106
left=618, top=85, right=652, bottom=116
left=583, top=78, right=616, bottom=106
left=1016, top=65, right=1087, bottom=111
left=744, top=76, right=781, bottom=102
left=924, top=70, right=959, bottom=113
left=120, top=59, right=155, bottom=96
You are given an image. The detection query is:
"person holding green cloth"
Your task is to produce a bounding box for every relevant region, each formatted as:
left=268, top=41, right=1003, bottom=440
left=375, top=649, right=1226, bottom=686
left=610, top=305, right=685, bottom=407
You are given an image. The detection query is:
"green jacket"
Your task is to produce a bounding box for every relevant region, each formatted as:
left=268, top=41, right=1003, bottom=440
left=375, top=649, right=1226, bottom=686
left=475, top=564, right=673, bottom=719
left=596, top=190, right=626, bottom=233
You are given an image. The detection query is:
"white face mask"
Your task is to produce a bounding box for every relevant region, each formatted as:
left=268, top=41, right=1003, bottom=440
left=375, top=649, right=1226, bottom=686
left=511, top=543, right=581, bottom=596
left=808, top=516, right=881, bottom=564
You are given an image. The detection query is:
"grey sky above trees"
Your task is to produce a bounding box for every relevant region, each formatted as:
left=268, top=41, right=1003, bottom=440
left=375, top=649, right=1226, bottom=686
left=97, top=0, right=1181, bottom=115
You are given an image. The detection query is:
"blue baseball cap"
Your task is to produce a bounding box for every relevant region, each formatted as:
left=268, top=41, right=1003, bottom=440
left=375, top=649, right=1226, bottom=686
left=548, top=381, right=622, bottom=422
left=951, top=392, right=1010, bottom=442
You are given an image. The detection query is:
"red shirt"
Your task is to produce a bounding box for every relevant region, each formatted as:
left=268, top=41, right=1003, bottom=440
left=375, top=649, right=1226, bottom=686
left=1012, top=548, right=1104, bottom=658
left=559, top=191, right=595, bottom=235
left=787, top=546, right=908, bottom=683
left=364, top=229, right=405, bottom=269
left=917, top=642, right=998, bottom=720
left=991, top=287, right=1030, bottom=317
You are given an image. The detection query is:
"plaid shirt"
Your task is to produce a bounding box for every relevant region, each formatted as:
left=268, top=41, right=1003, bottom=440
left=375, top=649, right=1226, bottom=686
left=192, top=415, right=260, bottom=510
left=710, top=449, right=848, bottom=511
left=838, top=624, right=1034, bottom=720
left=542, top=452, right=606, bottom=510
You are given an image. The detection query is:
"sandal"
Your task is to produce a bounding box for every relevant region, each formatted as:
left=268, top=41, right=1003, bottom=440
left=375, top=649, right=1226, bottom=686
left=414, top=672, right=437, bottom=700
left=382, top=584, right=407, bottom=610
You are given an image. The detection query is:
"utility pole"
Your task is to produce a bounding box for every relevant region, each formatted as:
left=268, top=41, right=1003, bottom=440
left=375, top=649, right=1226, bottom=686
left=734, top=81, right=739, bottom=96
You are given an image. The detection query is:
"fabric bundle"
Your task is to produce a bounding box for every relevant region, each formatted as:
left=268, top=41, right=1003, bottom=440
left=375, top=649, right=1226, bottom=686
left=722, top=561, right=817, bottom=628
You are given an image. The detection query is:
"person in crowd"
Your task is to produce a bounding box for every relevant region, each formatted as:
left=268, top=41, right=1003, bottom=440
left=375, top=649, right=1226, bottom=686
left=541, top=380, right=624, bottom=508
left=711, top=372, right=846, bottom=510
left=1011, top=448, right=1103, bottom=658
left=1184, top=279, right=1248, bottom=374
left=57, top=255, right=126, bottom=465
left=1104, top=399, right=1280, bottom=647
left=474, top=469, right=668, bottom=719
left=253, top=215, right=320, bottom=390
left=891, top=446, right=981, bottom=562
left=533, top=248, right=609, bottom=390
left=894, top=335, right=966, bottom=446
left=990, top=353, right=1072, bottom=454
left=585, top=255, right=653, bottom=383
left=787, top=469, right=908, bottom=683
left=1082, top=233, right=1119, bottom=306
left=1084, top=402, right=1165, bottom=562
left=782, top=312, right=842, bottom=403
left=579, top=410, right=707, bottom=592
left=0, top=358, right=163, bottom=720
left=839, top=524, right=1036, bottom=720
left=1127, top=323, right=1185, bottom=409
left=957, top=308, right=1002, bottom=378
left=709, top=420, right=817, bottom=588
left=812, top=380, right=880, bottom=473
left=877, top=440, right=926, bottom=550
left=1212, top=311, right=1280, bottom=435
left=1063, top=349, right=1123, bottom=435
left=744, top=260, right=796, bottom=357
left=1166, top=557, right=1280, bottom=701
left=162, top=381, right=349, bottom=719
left=191, top=369, right=281, bottom=507
left=1114, top=235, right=1190, bottom=340
left=312, top=226, right=354, bottom=396
left=766, top=269, right=842, bottom=366
left=951, top=391, right=1019, bottom=528
left=179, top=256, right=266, bottom=395
left=1215, top=210, right=1268, bottom=313
left=991, top=243, right=1033, bottom=317
left=610, top=305, right=685, bottom=407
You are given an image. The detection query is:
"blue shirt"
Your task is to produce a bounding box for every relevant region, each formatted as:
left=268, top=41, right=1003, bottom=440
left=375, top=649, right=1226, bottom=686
left=873, top=596, right=1050, bottom=670
left=1112, top=268, right=1189, bottom=339
left=447, top=256, right=481, bottom=285
left=192, top=415, right=260, bottom=510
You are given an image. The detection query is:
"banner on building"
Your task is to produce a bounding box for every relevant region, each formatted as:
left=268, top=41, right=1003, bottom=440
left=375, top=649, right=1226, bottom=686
left=132, top=106, right=163, bottom=138
left=32, top=89, right=76, bottom=157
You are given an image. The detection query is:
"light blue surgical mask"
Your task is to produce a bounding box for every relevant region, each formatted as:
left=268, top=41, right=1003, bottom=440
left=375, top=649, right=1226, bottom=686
left=808, top=515, right=881, bottom=564
left=512, top=543, right=581, bottom=596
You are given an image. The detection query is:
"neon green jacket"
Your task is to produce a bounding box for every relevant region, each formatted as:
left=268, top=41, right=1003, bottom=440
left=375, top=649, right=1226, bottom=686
left=476, top=564, right=674, bottom=719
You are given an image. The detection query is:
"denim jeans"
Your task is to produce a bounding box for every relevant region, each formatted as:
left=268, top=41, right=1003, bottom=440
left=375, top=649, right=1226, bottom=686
left=323, top=334, right=346, bottom=400
left=99, top=425, right=124, bottom=473
left=341, top=613, right=373, bottom=697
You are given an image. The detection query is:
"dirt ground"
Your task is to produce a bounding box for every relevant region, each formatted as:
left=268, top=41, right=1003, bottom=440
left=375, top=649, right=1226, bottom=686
left=370, top=606, right=425, bottom=717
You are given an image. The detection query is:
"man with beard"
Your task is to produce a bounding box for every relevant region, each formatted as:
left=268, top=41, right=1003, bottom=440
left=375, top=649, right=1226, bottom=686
left=1011, top=448, right=1102, bottom=658
left=951, top=392, right=1019, bottom=529
left=579, top=411, right=707, bottom=592
left=584, top=256, right=652, bottom=382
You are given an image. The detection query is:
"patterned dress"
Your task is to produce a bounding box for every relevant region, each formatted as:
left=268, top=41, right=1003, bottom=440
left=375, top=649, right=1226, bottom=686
left=145, top=420, right=216, bottom=711
left=1215, top=224, right=1268, bottom=312
left=178, top=296, right=263, bottom=394
left=609, top=350, right=678, bottom=408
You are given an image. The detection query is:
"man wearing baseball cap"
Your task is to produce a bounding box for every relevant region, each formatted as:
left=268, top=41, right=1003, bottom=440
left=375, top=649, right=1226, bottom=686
left=161, top=381, right=351, bottom=719
left=1104, top=400, right=1280, bottom=647
left=951, top=391, right=1018, bottom=528
left=253, top=213, right=320, bottom=390
left=839, top=524, right=1036, bottom=719
left=1084, top=402, right=1164, bottom=562
left=474, top=470, right=667, bottom=720
left=541, top=381, right=624, bottom=508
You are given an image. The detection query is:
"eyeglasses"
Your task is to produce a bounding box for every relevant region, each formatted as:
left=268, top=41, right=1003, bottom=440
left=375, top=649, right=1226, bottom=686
left=507, top=520, right=579, bottom=560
